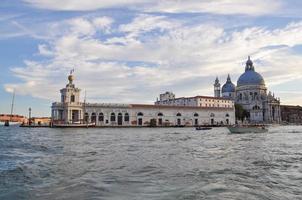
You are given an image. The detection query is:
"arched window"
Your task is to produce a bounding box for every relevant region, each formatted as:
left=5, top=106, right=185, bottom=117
left=194, top=113, right=199, bottom=117
left=210, top=113, right=215, bottom=117
left=71, top=95, right=75, bottom=103
left=91, top=113, right=96, bottom=123
left=98, top=113, right=104, bottom=122
left=110, top=113, right=116, bottom=121
left=137, top=112, right=143, bottom=116
left=124, top=113, right=129, bottom=122
left=176, top=113, right=182, bottom=117
left=118, top=113, right=123, bottom=125
left=226, top=113, right=230, bottom=117
left=158, top=112, right=163, bottom=117
left=253, top=105, right=260, bottom=110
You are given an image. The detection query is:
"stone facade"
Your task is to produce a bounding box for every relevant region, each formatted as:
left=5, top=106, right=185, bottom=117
left=51, top=74, right=235, bottom=126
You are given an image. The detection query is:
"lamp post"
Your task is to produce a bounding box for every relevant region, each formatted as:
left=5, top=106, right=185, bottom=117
left=29, top=107, right=32, bottom=125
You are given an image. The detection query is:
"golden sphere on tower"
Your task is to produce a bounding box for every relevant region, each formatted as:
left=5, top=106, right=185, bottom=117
left=68, top=74, right=74, bottom=82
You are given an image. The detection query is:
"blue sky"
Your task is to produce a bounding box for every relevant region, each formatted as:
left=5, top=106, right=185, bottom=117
left=1, top=0, right=302, bottom=117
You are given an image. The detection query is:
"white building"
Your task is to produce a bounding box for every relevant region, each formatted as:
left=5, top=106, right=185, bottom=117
left=155, top=92, right=234, bottom=109
left=51, top=74, right=236, bottom=127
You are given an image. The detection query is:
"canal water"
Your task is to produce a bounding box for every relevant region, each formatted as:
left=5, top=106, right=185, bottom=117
left=0, top=126, right=302, bottom=200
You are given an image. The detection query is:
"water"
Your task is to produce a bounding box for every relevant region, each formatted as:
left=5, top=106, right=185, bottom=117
left=1, top=126, right=302, bottom=200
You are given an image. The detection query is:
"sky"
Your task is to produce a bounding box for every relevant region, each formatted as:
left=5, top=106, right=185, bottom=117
left=1, top=0, right=302, bottom=117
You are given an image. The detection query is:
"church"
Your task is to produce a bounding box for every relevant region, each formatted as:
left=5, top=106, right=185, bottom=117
left=214, top=56, right=281, bottom=123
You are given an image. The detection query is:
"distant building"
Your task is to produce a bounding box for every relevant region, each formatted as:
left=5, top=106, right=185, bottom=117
left=155, top=92, right=234, bottom=109
left=51, top=74, right=235, bottom=126
left=215, top=56, right=281, bottom=123
left=30, top=117, right=51, bottom=126
left=0, top=114, right=27, bottom=123
left=281, top=105, right=302, bottom=124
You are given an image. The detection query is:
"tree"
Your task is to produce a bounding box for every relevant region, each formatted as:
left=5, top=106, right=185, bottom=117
left=149, top=118, right=157, bottom=127
left=235, top=104, right=244, bottom=121
left=235, top=104, right=250, bottom=121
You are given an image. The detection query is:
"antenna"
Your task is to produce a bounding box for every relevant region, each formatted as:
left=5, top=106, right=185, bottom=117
left=10, top=89, right=15, bottom=122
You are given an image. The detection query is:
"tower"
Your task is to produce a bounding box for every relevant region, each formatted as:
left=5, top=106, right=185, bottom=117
left=57, top=70, right=83, bottom=123
left=60, top=71, right=80, bottom=104
left=214, top=77, right=221, bottom=97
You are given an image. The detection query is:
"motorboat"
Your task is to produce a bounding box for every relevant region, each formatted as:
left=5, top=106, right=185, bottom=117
left=227, top=125, right=268, bottom=134
left=196, top=127, right=212, bottom=131
left=51, top=123, right=96, bottom=128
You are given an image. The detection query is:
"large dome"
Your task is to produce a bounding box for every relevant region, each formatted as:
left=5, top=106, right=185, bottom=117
left=237, top=57, right=265, bottom=87
left=222, top=74, right=235, bottom=93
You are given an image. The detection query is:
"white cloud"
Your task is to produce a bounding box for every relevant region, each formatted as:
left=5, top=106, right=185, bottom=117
left=23, top=0, right=282, bottom=16
left=5, top=14, right=302, bottom=106
left=145, top=0, right=282, bottom=16
left=23, top=0, right=148, bottom=11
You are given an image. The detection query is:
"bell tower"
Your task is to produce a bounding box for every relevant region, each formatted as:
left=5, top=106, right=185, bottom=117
left=214, top=77, right=221, bottom=97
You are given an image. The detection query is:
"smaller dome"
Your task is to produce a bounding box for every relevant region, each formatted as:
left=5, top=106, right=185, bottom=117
left=222, top=74, right=235, bottom=93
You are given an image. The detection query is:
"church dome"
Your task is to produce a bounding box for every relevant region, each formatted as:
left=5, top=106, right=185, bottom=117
left=237, top=56, right=265, bottom=87
left=222, top=74, right=235, bottom=93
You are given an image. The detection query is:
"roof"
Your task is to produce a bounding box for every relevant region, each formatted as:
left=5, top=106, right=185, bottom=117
left=237, top=70, right=265, bottom=86
left=130, top=104, right=234, bottom=110
left=168, top=95, right=234, bottom=101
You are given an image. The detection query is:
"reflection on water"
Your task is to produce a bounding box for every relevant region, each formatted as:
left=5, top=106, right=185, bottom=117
left=0, top=126, right=302, bottom=199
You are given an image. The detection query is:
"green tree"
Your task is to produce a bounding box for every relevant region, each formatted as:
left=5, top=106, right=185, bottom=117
left=235, top=104, right=244, bottom=121
left=235, top=104, right=250, bottom=121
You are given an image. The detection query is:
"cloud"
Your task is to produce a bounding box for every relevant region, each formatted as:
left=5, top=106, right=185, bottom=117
left=145, top=0, right=282, bottom=16
left=23, top=0, right=148, bottom=11
left=23, top=0, right=282, bottom=16
left=4, top=14, right=302, bottom=106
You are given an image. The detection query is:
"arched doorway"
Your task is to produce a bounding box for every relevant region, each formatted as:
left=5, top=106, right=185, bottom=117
left=124, top=113, right=129, bottom=124
left=137, top=112, right=143, bottom=126
left=194, top=113, right=199, bottom=126
left=118, top=113, right=123, bottom=125
left=98, top=113, right=104, bottom=123
left=176, top=113, right=182, bottom=126
left=110, top=113, right=116, bottom=124
left=210, top=113, right=215, bottom=125
left=226, top=113, right=229, bottom=125
left=91, top=113, right=96, bottom=124
left=158, top=113, right=163, bottom=126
